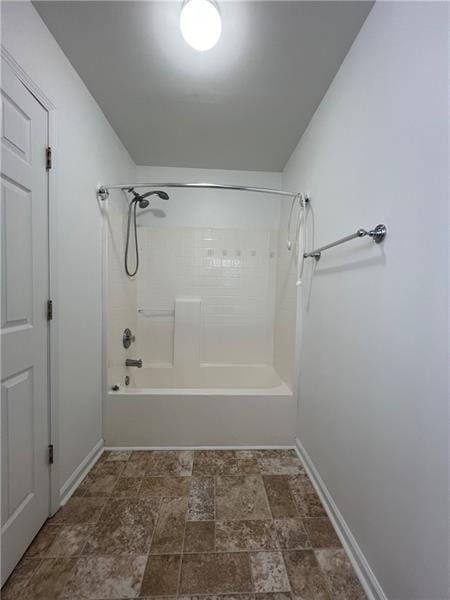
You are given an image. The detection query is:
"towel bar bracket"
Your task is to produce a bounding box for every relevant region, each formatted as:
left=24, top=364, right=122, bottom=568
left=368, top=224, right=387, bottom=244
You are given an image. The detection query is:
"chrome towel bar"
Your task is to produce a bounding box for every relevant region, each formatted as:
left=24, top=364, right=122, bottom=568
left=304, top=224, right=387, bottom=260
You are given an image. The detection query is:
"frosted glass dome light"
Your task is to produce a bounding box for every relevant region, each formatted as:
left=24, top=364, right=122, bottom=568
left=180, top=0, right=222, bottom=51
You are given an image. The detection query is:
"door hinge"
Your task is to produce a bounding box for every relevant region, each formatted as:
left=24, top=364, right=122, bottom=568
left=46, top=146, right=52, bottom=170
left=48, top=444, right=54, bottom=465
left=47, top=299, right=53, bottom=321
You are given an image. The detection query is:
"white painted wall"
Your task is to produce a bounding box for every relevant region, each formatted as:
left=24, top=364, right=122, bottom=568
left=136, top=165, right=282, bottom=229
left=1, top=2, right=135, bottom=497
left=283, top=3, right=448, bottom=599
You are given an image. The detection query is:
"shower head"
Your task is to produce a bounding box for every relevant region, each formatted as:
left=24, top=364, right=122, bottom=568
left=124, top=188, right=170, bottom=277
left=155, top=190, right=170, bottom=200
left=127, top=188, right=170, bottom=208
left=138, top=197, right=150, bottom=208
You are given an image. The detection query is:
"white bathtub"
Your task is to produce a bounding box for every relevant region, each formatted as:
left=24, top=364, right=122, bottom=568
left=130, top=363, right=285, bottom=389
left=104, top=364, right=295, bottom=446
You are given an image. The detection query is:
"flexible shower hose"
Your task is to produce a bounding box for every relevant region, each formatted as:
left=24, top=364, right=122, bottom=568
left=125, top=199, right=140, bottom=277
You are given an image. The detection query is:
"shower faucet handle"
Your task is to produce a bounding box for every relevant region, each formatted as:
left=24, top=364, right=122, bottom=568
left=123, top=328, right=135, bottom=349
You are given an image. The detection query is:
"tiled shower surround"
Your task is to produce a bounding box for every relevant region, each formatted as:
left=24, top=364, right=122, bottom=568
left=3, top=450, right=367, bottom=600
left=136, top=227, right=277, bottom=366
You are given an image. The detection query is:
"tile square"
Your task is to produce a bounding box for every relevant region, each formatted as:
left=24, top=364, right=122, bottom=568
left=180, top=553, right=253, bottom=594
left=140, top=476, right=191, bottom=497
left=263, top=476, right=298, bottom=518
left=98, top=450, right=113, bottom=462
left=80, top=468, right=121, bottom=497
left=249, top=552, right=290, bottom=593
left=25, top=558, right=77, bottom=600
left=288, top=473, right=316, bottom=497
left=47, top=524, right=91, bottom=557
left=193, top=452, right=260, bottom=476
left=303, top=519, right=341, bottom=548
left=83, top=498, right=160, bottom=555
left=187, top=476, right=215, bottom=521
left=315, top=549, right=366, bottom=600
left=225, top=458, right=261, bottom=475
left=283, top=550, right=330, bottom=600
left=90, top=461, right=126, bottom=478
left=233, top=450, right=259, bottom=459
left=255, top=450, right=297, bottom=459
left=1, top=558, right=42, bottom=600
left=184, top=521, right=215, bottom=553
left=72, top=485, right=86, bottom=498
left=292, top=494, right=327, bottom=519
left=146, top=451, right=193, bottom=476
left=192, top=454, right=230, bottom=476
left=113, top=477, right=143, bottom=497
left=123, top=453, right=149, bottom=478
left=60, top=555, right=147, bottom=599
left=50, top=498, right=106, bottom=525
left=24, top=522, right=61, bottom=558
left=140, top=554, right=181, bottom=597
left=150, top=497, right=187, bottom=554
left=215, top=475, right=271, bottom=521
left=106, top=450, right=132, bottom=461
left=274, top=519, right=310, bottom=550
left=215, top=520, right=278, bottom=551
left=259, top=457, right=303, bottom=475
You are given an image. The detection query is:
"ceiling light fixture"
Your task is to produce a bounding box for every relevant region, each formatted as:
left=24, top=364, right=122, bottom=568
left=180, top=0, right=222, bottom=51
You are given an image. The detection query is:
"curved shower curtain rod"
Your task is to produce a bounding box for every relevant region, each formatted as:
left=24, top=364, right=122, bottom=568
left=96, top=181, right=302, bottom=201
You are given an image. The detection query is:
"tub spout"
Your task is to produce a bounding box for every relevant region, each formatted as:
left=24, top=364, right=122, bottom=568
left=125, top=358, right=143, bottom=368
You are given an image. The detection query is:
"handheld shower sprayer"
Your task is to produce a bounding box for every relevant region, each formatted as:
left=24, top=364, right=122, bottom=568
left=127, top=188, right=169, bottom=208
left=125, top=188, right=170, bottom=277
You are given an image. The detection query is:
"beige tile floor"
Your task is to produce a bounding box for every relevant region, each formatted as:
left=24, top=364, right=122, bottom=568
left=2, top=449, right=367, bottom=600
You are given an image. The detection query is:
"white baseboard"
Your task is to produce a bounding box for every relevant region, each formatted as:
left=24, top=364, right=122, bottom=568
left=294, top=437, right=387, bottom=600
left=103, top=444, right=295, bottom=451
left=59, top=438, right=104, bottom=506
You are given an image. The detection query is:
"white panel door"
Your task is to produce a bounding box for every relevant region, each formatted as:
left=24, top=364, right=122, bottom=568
left=1, top=60, right=50, bottom=584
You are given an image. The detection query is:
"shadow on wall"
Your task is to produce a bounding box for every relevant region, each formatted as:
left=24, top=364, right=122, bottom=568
left=302, top=245, right=386, bottom=311
left=140, top=207, right=166, bottom=219
left=314, top=250, right=386, bottom=276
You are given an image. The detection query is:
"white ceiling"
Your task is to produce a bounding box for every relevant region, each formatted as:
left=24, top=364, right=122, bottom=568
left=34, top=1, right=373, bottom=171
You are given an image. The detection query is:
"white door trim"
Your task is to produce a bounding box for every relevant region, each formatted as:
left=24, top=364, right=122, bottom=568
left=1, top=46, right=60, bottom=516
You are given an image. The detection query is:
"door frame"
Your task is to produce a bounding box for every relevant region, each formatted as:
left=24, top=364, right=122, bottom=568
left=1, top=46, right=60, bottom=516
